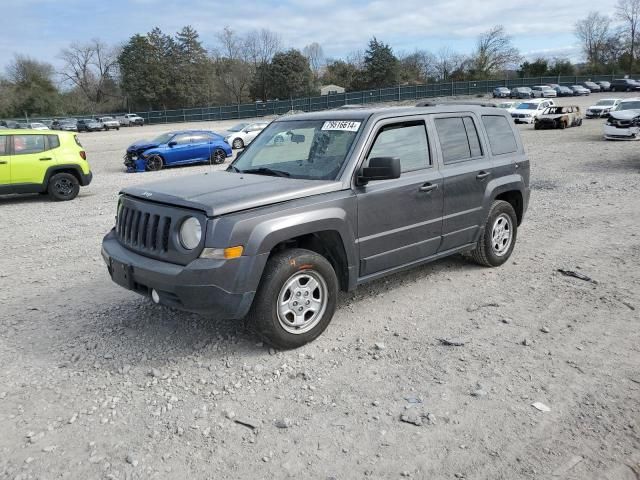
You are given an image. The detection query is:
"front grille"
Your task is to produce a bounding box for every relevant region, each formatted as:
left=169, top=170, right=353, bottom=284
left=114, top=195, right=206, bottom=265
left=116, top=207, right=172, bottom=252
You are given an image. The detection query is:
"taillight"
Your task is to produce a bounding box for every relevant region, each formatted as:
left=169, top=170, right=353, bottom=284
left=80, top=151, right=87, bottom=160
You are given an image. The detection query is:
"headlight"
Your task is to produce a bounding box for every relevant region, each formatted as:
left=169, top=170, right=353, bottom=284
left=179, top=217, right=202, bottom=250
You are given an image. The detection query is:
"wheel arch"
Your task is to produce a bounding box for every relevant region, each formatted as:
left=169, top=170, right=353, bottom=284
left=484, top=176, right=526, bottom=226
left=43, top=164, right=83, bottom=187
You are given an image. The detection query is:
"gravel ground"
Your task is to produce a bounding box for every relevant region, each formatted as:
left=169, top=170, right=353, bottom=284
left=1, top=93, right=639, bottom=480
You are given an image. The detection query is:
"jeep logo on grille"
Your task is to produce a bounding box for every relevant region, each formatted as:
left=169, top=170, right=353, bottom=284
left=142, top=192, right=153, bottom=197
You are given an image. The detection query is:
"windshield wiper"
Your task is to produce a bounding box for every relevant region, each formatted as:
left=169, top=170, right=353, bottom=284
left=241, top=167, right=291, bottom=178
left=227, top=165, right=241, bottom=173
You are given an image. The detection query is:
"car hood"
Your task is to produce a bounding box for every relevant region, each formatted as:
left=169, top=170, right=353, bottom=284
left=128, top=141, right=160, bottom=153
left=609, top=110, right=640, bottom=120
left=122, top=171, right=343, bottom=216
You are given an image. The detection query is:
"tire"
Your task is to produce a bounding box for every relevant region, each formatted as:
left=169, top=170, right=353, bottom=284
left=559, top=120, right=567, bottom=129
left=576, top=118, right=583, bottom=126
left=469, top=200, right=518, bottom=267
left=247, top=248, right=338, bottom=349
left=534, top=122, right=541, bottom=130
left=146, top=154, right=164, bottom=171
left=47, top=172, right=80, bottom=201
left=232, top=138, right=244, bottom=149
left=210, top=148, right=226, bottom=165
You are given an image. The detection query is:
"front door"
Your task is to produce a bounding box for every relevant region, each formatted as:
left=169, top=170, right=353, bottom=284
left=356, top=119, right=444, bottom=278
left=431, top=114, right=494, bottom=251
left=0, top=136, right=10, bottom=185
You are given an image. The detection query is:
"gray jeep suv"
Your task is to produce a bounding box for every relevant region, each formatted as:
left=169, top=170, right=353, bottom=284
left=102, top=105, right=530, bottom=349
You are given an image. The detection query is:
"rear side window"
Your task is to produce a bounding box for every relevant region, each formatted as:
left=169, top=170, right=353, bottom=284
left=367, top=121, right=429, bottom=172
left=434, top=116, right=483, bottom=164
left=46, top=135, right=60, bottom=150
left=13, top=134, right=45, bottom=155
left=0, top=136, right=7, bottom=155
left=482, top=115, right=518, bottom=155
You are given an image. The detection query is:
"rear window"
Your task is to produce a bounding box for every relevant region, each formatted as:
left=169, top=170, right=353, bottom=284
left=482, top=115, right=518, bottom=155
left=46, top=135, right=60, bottom=149
left=434, top=116, right=483, bottom=164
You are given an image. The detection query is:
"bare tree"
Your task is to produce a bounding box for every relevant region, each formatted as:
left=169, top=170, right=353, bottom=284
left=212, top=27, right=252, bottom=103
left=434, top=47, right=467, bottom=81
left=616, top=0, right=640, bottom=71
left=59, top=39, right=119, bottom=104
left=470, top=25, right=521, bottom=78
left=244, top=28, right=281, bottom=100
left=303, top=42, right=324, bottom=79
left=575, top=12, right=611, bottom=68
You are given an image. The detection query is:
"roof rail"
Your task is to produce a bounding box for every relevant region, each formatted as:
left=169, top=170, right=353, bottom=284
left=416, top=101, right=497, bottom=108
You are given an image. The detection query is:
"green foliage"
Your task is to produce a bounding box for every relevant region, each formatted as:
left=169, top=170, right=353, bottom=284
left=518, top=58, right=549, bottom=77
left=258, top=49, right=314, bottom=99
left=3, top=55, right=60, bottom=117
left=363, top=37, right=398, bottom=88
left=322, top=60, right=360, bottom=90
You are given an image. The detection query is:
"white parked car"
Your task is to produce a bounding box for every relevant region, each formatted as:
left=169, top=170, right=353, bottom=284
left=531, top=85, right=557, bottom=98
left=96, top=116, right=120, bottom=131
left=511, top=99, right=556, bottom=124
left=586, top=99, right=621, bottom=118
left=117, top=113, right=145, bottom=127
left=223, top=122, right=269, bottom=149
left=603, top=98, right=640, bottom=140
left=27, top=122, right=50, bottom=130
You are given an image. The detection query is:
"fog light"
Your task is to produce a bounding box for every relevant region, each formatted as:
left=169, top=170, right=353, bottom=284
left=151, top=289, right=160, bottom=304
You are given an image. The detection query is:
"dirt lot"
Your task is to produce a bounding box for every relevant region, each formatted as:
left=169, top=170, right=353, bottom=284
left=1, top=93, right=639, bottom=480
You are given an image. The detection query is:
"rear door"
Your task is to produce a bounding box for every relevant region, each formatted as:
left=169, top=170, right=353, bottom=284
left=10, top=134, right=55, bottom=185
left=356, top=117, right=444, bottom=277
left=431, top=113, right=493, bottom=251
left=0, top=135, right=9, bottom=185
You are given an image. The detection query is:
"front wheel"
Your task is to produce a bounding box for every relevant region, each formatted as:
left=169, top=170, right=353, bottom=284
left=146, top=154, right=164, bottom=171
left=469, top=200, right=518, bottom=267
left=248, top=248, right=338, bottom=349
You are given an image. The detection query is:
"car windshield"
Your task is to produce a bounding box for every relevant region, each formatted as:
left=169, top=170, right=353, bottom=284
left=151, top=132, right=175, bottom=144
left=596, top=100, right=615, bottom=106
left=231, top=119, right=361, bottom=180
left=617, top=101, right=640, bottom=110
left=517, top=103, right=538, bottom=110
left=228, top=123, right=248, bottom=132
left=102, top=117, right=114, bottom=121
left=497, top=103, right=514, bottom=108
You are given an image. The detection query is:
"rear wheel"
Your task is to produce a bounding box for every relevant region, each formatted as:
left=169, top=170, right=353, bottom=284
left=248, top=248, right=338, bottom=349
left=48, top=173, right=80, bottom=201
left=146, top=154, right=164, bottom=171
left=232, top=138, right=244, bottom=149
left=469, top=200, right=518, bottom=267
left=210, top=148, right=226, bottom=165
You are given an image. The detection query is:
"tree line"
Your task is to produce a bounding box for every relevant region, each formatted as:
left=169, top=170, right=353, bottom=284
left=2, top=1, right=640, bottom=118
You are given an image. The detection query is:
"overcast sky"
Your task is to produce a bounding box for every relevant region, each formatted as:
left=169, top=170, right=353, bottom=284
left=0, top=0, right=617, bottom=70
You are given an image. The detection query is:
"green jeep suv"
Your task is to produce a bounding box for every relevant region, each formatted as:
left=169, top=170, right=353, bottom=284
left=0, top=130, right=92, bottom=201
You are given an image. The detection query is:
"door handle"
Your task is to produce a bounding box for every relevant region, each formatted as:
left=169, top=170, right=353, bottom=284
left=0, top=160, right=7, bottom=165
left=419, top=183, right=438, bottom=193
left=39, top=157, right=53, bottom=161
left=476, top=171, right=491, bottom=180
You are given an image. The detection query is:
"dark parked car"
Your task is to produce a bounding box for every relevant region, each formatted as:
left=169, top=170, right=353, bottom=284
left=570, top=85, right=591, bottom=96
left=582, top=81, right=601, bottom=92
left=103, top=105, right=530, bottom=348
left=510, top=87, right=533, bottom=99
left=124, top=130, right=232, bottom=171
left=554, top=85, right=574, bottom=97
left=77, top=119, right=103, bottom=132
left=597, top=81, right=611, bottom=91
left=610, top=78, right=640, bottom=92
left=493, top=87, right=511, bottom=98
left=0, top=120, right=18, bottom=129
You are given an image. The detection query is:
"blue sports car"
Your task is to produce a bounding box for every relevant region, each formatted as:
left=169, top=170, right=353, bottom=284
left=124, top=130, right=232, bottom=171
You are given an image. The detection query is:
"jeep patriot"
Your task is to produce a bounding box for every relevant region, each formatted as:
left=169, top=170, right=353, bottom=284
left=102, top=105, right=530, bottom=348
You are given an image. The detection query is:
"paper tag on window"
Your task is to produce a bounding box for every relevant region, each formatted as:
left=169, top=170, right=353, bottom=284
left=321, top=121, right=361, bottom=132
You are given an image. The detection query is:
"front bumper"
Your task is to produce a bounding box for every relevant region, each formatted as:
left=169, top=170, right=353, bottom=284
left=513, top=117, right=534, bottom=124
left=586, top=110, right=607, bottom=118
left=603, top=125, right=640, bottom=140
left=101, top=230, right=261, bottom=318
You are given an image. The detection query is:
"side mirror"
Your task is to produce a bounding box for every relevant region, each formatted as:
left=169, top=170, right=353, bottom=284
left=168, top=141, right=177, bottom=148
left=359, top=157, right=401, bottom=184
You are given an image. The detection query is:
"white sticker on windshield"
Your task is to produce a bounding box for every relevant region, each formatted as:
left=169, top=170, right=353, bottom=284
left=321, top=121, right=361, bottom=132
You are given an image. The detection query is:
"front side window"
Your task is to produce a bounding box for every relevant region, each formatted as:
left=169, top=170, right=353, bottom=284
left=435, top=116, right=483, bottom=164
left=366, top=122, right=429, bottom=172
left=482, top=115, right=518, bottom=155
left=173, top=134, right=192, bottom=145
left=0, top=136, right=7, bottom=155
left=231, top=119, right=360, bottom=180
left=13, top=134, right=45, bottom=155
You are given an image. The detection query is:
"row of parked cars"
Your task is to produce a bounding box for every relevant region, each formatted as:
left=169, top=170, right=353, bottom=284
left=0, top=114, right=145, bottom=133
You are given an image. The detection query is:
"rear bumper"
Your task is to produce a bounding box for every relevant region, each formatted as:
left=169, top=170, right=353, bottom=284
left=80, top=171, right=93, bottom=186
left=101, top=230, right=262, bottom=318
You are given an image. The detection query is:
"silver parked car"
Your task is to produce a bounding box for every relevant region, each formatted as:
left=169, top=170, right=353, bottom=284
left=531, top=85, right=557, bottom=98
left=492, top=87, right=511, bottom=98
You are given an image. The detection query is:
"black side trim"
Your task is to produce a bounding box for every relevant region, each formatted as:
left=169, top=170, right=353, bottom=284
left=0, top=183, right=45, bottom=195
